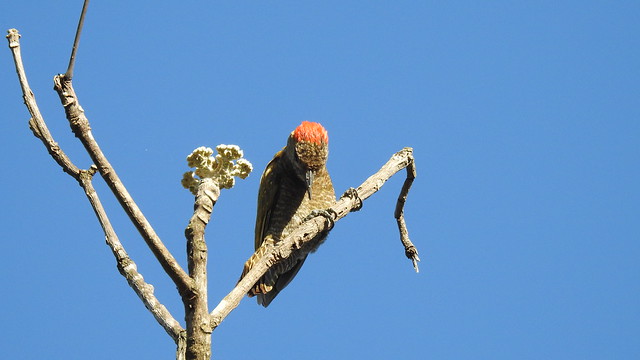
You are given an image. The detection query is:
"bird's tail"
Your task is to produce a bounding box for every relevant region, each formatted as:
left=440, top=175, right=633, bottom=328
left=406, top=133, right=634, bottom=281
left=238, top=246, right=273, bottom=298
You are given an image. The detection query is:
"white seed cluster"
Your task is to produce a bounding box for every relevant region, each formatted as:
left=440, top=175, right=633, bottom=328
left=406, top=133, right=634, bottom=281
left=182, top=145, right=253, bottom=194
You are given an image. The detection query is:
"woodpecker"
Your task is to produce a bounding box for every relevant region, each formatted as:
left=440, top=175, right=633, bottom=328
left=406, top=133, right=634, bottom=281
left=240, top=121, right=336, bottom=307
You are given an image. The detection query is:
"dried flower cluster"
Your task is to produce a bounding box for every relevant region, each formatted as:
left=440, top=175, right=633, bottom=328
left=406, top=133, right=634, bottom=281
left=182, top=145, right=253, bottom=194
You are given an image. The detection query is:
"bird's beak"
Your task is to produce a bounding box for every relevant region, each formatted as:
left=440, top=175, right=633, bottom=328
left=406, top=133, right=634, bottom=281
left=305, top=170, right=315, bottom=199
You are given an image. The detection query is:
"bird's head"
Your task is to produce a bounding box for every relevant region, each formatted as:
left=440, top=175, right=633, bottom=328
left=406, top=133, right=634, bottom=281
left=285, top=121, right=329, bottom=197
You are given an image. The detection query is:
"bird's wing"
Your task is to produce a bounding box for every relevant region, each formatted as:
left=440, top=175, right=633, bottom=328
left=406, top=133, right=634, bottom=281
left=254, top=148, right=284, bottom=250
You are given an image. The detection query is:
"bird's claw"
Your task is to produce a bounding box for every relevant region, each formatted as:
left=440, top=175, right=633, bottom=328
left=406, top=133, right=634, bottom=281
left=341, top=187, right=363, bottom=212
left=305, top=208, right=337, bottom=231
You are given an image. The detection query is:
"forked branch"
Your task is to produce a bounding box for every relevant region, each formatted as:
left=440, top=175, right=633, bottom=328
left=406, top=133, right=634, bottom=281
left=6, top=28, right=184, bottom=342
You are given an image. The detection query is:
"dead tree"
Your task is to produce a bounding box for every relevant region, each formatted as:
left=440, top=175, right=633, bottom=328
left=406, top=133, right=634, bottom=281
left=6, top=4, right=419, bottom=360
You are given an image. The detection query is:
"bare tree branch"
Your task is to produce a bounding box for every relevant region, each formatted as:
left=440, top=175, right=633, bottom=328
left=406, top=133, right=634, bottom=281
left=184, top=178, right=218, bottom=360
left=6, top=29, right=80, bottom=178
left=355, top=148, right=420, bottom=271
left=50, top=73, right=194, bottom=296
left=210, top=147, right=417, bottom=329
left=80, top=166, right=185, bottom=341
left=6, top=28, right=184, bottom=342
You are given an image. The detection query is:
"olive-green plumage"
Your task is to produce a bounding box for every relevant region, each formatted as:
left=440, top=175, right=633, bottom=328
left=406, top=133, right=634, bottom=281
left=240, top=121, right=335, bottom=307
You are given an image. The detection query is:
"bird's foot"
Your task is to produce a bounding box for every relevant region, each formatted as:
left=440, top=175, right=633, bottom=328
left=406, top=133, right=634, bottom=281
left=340, top=187, right=363, bottom=212
left=305, top=208, right=338, bottom=231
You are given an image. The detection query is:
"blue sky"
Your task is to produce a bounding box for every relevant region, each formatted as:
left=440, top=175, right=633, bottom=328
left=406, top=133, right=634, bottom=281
left=2, top=2, right=638, bottom=359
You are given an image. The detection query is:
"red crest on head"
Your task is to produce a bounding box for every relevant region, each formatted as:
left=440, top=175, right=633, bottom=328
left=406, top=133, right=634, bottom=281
left=292, top=121, right=329, bottom=145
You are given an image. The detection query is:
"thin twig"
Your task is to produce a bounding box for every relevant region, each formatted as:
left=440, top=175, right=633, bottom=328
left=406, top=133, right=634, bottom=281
left=66, top=0, right=90, bottom=79
left=394, top=150, right=420, bottom=272
left=6, top=28, right=184, bottom=342
left=210, top=147, right=418, bottom=329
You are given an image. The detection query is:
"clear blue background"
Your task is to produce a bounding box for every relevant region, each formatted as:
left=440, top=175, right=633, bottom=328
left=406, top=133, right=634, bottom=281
left=2, top=2, right=638, bottom=359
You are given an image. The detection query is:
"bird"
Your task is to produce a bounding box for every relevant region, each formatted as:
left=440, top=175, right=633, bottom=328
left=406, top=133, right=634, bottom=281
left=239, top=121, right=336, bottom=307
